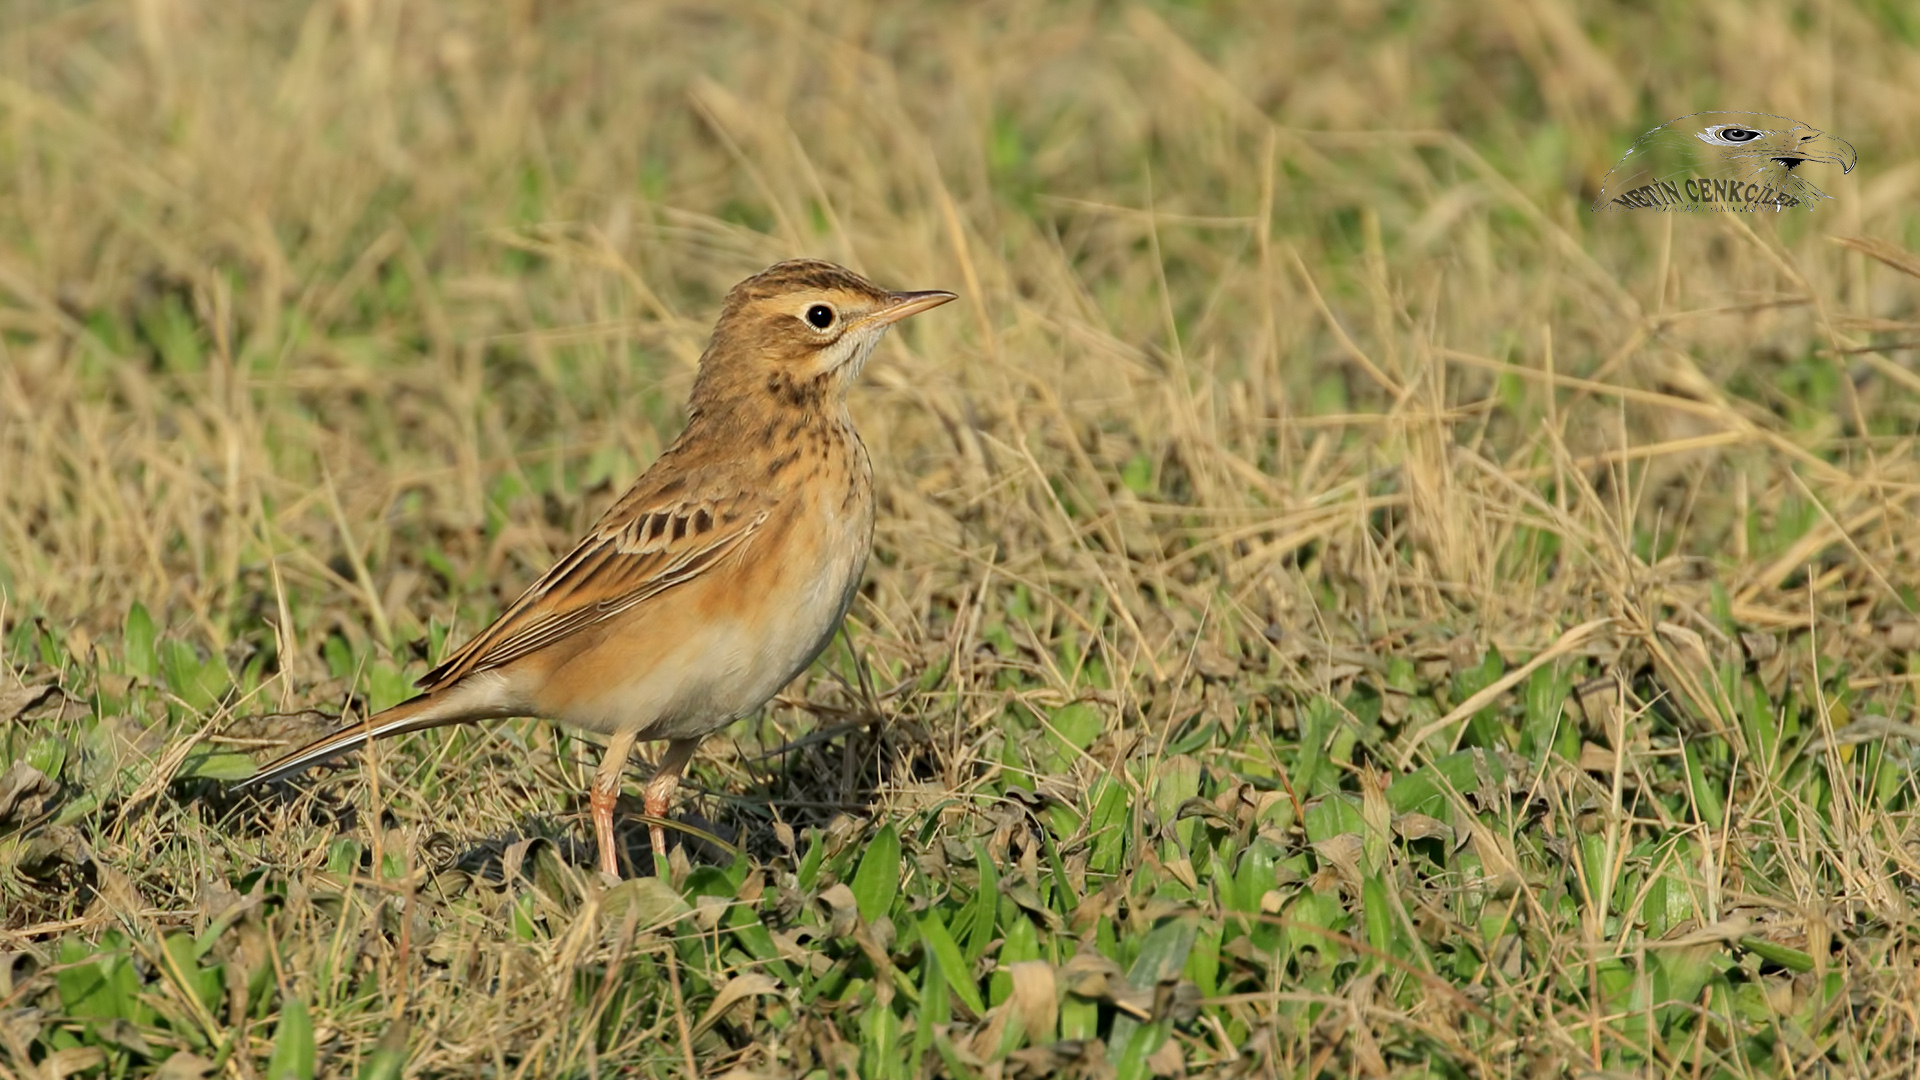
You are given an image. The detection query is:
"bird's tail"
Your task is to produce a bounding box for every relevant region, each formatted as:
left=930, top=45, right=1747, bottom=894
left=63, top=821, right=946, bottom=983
left=235, top=692, right=477, bottom=789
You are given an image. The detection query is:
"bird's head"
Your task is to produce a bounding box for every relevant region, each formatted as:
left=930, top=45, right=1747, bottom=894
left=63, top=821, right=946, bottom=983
left=1677, top=112, right=1858, bottom=174
left=1593, top=111, right=1858, bottom=211
left=694, top=259, right=955, bottom=413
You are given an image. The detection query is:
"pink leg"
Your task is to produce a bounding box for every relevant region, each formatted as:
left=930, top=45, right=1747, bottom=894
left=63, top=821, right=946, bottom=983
left=590, top=730, right=639, bottom=877
left=643, top=739, right=701, bottom=871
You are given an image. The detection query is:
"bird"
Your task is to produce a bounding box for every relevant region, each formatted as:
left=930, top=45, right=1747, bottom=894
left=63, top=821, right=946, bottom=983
left=1592, top=111, right=1856, bottom=212
left=237, top=258, right=956, bottom=877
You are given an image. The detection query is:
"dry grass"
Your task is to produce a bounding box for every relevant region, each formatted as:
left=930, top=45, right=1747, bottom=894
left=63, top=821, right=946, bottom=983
left=4, top=1, right=1920, bottom=1076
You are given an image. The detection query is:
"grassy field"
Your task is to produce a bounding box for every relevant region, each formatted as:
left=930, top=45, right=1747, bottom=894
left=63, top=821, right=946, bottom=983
left=4, top=1, right=1920, bottom=1076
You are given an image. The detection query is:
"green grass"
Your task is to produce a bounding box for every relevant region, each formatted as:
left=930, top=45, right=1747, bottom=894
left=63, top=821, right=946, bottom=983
left=4, top=1, right=1920, bottom=1076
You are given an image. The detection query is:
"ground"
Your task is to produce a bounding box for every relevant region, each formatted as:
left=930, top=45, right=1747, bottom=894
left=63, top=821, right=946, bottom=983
left=3, top=2, right=1920, bottom=1077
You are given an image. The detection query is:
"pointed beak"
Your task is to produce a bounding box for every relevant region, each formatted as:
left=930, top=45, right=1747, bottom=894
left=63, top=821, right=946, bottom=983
left=1786, top=131, right=1858, bottom=174
left=865, top=289, right=957, bottom=329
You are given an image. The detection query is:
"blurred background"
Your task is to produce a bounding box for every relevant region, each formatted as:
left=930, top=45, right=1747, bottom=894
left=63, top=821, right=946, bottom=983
left=2, top=0, right=1914, bottom=653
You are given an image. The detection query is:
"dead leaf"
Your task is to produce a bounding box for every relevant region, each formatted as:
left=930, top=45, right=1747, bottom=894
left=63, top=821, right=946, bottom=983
left=153, top=1051, right=216, bottom=1080
left=1192, top=640, right=1238, bottom=681
left=1578, top=742, right=1620, bottom=773
left=1392, top=812, right=1452, bottom=843
left=500, top=837, right=540, bottom=885
left=95, top=1018, right=152, bottom=1056
left=0, top=682, right=60, bottom=723
left=1005, top=960, right=1058, bottom=1044
left=1004, top=1039, right=1102, bottom=1078
left=44, top=1047, right=106, bottom=1080
left=966, top=1003, right=1013, bottom=1061
left=1456, top=817, right=1524, bottom=897
left=1002, top=880, right=1065, bottom=931
left=1145, top=1036, right=1184, bottom=1075
left=0, top=761, right=56, bottom=826
left=1058, top=949, right=1151, bottom=1019
left=19, top=825, right=89, bottom=876
left=1058, top=950, right=1123, bottom=1000
left=1346, top=973, right=1389, bottom=1076
left=818, top=883, right=859, bottom=938
left=219, top=709, right=337, bottom=748
left=1307, top=866, right=1345, bottom=894
left=692, top=973, right=781, bottom=1037
left=1161, top=856, right=1199, bottom=892
left=1068, top=879, right=1121, bottom=935
left=1740, top=631, right=1780, bottom=661
left=692, top=893, right=729, bottom=931
left=1311, top=833, right=1365, bottom=887
left=1174, top=796, right=1237, bottom=829
left=1657, top=621, right=1713, bottom=671
left=1153, top=979, right=1202, bottom=1024
left=600, top=877, right=691, bottom=928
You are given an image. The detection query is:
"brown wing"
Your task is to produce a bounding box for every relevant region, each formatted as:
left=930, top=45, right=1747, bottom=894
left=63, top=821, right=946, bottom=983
left=418, top=477, right=767, bottom=692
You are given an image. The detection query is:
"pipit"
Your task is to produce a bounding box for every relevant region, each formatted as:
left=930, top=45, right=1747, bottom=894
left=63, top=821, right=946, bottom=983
left=239, top=259, right=955, bottom=877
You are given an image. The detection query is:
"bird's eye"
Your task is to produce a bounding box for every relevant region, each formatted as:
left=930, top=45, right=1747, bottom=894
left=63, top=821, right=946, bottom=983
left=1719, top=127, right=1760, bottom=142
left=805, top=304, right=836, bottom=330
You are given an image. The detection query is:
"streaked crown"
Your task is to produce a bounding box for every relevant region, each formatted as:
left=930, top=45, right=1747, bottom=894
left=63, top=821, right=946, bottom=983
left=689, top=259, right=955, bottom=414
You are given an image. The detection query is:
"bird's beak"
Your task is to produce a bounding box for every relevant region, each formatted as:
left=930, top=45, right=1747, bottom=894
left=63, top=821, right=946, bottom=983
left=866, top=289, right=957, bottom=328
left=1783, top=131, right=1858, bottom=174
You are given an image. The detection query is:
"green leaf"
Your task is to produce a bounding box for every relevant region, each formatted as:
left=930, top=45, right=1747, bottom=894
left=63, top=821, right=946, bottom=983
left=1386, top=749, right=1504, bottom=817
left=1088, top=776, right=1130, bottom=875
left=266, top=998, right=315, bottom=1080
left=1109, top=916, right=1196, bottom=1066
left=55, top=939, right=149, bottom=1024
left=124, top=603, right=157, bottom=679
left=726, top=906, right=796, bottom=982
left=164, top=933, right=224, bottom=1016
left=1049, top=702, right=1103, bottom=757
left=1286, top=889, right=1348, bottom=958
left=1361, top=873, right=1396, bottom=969
left=918, top=911, right=987, bottom=1016
left=322, top=634, right=355, bottom=680
left=914, top=936, right=950, bottom=1061
left=160, top=638, right=230, bottom=712
left=1302, top=794, right=1365, bottom=842
left=991, top=901, right=1040, bottom=1006
left=356, top=1022, right=408, bottom=1080
left=964, top=843, right=1000, bottom=962
left=850, top=823, right=901, bottom=924
left=797, top=828, right=826, bottom=893
left=1186, top=921, right=1222, bottom=998
left=511, top=893, right=542, bottom=941
left=858, top=990, right=904, bottom=1080
left=26, top=735, right=67, bottom=782
left=1739, top=936, right=1814, bottom=973
left=1149, top=755, right=1201, bottom=822
left=1684, top=740, right=1726, bottom=830
left=365, top=663, right=412, bottom=713
left=179, top=748, right=259, bottom=781
left=326, top=839, right=363, bottom=877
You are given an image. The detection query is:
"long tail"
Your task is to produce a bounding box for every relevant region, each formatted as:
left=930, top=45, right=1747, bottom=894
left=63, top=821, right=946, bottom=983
left=235, top=692, right=479, bottom=789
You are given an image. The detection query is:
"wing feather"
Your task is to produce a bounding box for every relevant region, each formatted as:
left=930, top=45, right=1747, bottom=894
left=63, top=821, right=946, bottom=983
left=417, top=487, right=766, bottom=692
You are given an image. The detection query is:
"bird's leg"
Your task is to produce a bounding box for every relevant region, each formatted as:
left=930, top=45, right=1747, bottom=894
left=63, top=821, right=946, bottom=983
left=590, top=730, right=639, bottom=877
left=643, top=738, right=701, bottom=872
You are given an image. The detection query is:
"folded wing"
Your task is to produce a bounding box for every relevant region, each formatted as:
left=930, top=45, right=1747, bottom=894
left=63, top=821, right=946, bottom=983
left=418, top=484, right=767, bottom=691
